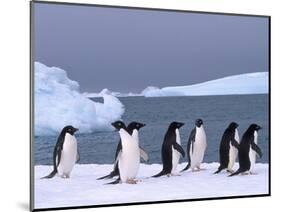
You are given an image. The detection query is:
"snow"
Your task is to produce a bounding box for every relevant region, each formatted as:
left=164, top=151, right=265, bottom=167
left=34, top=62, right=125, bottom=136
left=142, top=72, right=268, bottom=97
left=34, top=163, right=268, bottom=209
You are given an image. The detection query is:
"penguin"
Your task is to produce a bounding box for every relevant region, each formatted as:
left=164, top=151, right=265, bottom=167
left=110, top=121, right=142, bottom=184
left=42, top=125, right=79, bottom=179
left=182, top=119, right=207, bottom=172
left=152, top=122, right=185, bottom=177
left=229, top=124, right=262, bottom=176
left=97, top=121, right=148, bottom=180
left=214, top=122, right=240, bottom=174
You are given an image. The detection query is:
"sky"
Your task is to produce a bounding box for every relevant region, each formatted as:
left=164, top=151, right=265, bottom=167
left=34, top=2, right=269, bottom=93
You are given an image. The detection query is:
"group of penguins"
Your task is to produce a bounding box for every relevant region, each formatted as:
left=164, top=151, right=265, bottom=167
left=42, top=119, right=263, bottom=184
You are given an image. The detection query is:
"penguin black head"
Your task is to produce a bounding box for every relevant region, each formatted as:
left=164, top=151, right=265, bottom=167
left=63, top=125, right=79, bottom=135
left=169, top=121, right=185, bottom=130
left=228, top=122, right=239, bottom=130
left=111, top=121, right=127, bottom=131
left=195, top=119, right=203, bottom=127
left=128, top=122, right=146, bottom=131
left=248, top=123, right=262, bottom=132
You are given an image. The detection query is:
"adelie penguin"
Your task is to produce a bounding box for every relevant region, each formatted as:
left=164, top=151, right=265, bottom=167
left=182, top=119, right=207, bottom=172
left=229, top=124, right=262, bottom=176
left=214, top=122, right=240, bottom=174
left=152, top=122, right=185, bottom=177
left=109, top=121, right=143, bottom=184
left=42, top=125, right=79, bottom=179
left=97, top=121, right=149, bottom=180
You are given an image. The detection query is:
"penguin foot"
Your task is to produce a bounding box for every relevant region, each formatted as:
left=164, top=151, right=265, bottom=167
left=197, top=166, right=206, bottom=171
left=192, top=167, right=205, bottom=172
left=126, top=179, right=137, bottom=184
left=227, top=170, right=234, bottom=174
left=241, top=172, right=250, bottom=175
left=250, top=172, right=258, bottom=175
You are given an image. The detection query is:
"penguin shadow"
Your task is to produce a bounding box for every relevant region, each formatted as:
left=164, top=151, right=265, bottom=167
left=17, top=202, right=29, bottom=211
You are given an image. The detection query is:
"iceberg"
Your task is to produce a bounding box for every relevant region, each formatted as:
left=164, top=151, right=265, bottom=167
left=34, top=62, right=125, bottom=136
left=140, top=86, right=161, bottom=96
left=83, top=88, right=141, bottom=98
left=83, top=88, right=122, bottom=98
left=142, top=72, right=269, bottom=97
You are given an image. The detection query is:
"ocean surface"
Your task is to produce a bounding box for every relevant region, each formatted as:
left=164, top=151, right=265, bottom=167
left=34, top=94, right=269, bottom=165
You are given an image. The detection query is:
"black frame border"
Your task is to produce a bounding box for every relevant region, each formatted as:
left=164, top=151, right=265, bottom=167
left=30, top=1, right=271, bottom=211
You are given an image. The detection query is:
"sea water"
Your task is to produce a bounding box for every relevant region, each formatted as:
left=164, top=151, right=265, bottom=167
left=34, top=94, right=269, bottom=165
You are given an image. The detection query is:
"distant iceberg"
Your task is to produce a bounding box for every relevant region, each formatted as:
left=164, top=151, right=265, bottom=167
left=34, top=62, right=125, bottom=136
left=83, top=88, right=141, bottom=98
left=142, top=72, right=268, bottom=97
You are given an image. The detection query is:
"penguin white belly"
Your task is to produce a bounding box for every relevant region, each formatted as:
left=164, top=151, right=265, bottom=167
left=190, top=127, right=207, bottom=169
left=118, top=129, right=140, bottom=182
left=172, top=129, right=181, bottom=173
left=249, top=131, right=258, bottom=172
left=228, top=129, right=239, bottom=170
left=57, top=133, right=77, bottom=177
left=228, top=145, right=237, bottom=170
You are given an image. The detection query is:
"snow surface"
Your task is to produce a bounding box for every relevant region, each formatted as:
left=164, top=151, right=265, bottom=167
left=35, top=163, right=268, bottom=209
left=143, top=72, right=268, bottom=97
left=35, top=62, right=125, bottom=136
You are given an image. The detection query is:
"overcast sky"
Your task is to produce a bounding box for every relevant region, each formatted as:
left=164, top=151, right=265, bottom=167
left=34, top=3, right=269, bottom=93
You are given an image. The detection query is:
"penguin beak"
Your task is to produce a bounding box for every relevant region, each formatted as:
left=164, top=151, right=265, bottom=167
left=179, top=122, right=185, bottom=128
left=74, top=128, right=79, bottom=132
left=111, top=123, right=118, bottom=131
left=141, top=123, right=146, bottom=128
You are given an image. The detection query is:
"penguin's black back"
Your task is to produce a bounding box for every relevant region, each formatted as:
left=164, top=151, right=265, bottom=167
left=41, top=126, right=70, bottom=179
left=161, top=128, right=176, bottom=174
left=219, top=128, right=235, bottom=168
left=238, top=128, right=254, bottom=171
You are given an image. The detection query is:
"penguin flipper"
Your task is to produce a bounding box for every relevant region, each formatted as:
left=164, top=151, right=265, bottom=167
left=140, top=148, right=149, bottom=162
left=251, top=142, right=262, bottom=158
left=76, top=149, right=80, bottom=163
left=173, top=142, right=185, bottom=158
